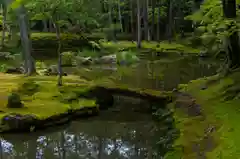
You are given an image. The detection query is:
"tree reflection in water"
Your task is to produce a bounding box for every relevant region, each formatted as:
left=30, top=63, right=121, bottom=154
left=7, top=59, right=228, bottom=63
left=0, top=118, right=171, bottom=159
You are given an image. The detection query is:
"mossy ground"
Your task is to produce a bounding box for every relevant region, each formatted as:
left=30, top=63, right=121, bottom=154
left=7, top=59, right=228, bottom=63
left=100, top=41, right=200, bottom=54
left=0, top=73, right=97, bottom=121
left=168, top=72, right=240, bottom=158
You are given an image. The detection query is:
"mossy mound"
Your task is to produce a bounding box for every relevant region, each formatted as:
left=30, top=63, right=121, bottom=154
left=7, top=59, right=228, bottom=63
left=0, top=72, right=170, bottom=133
left=100, top=41, right=200, bottom=55
left=0, top=73, right=99, bottom=132
left=30, top=33, right=94, bottom=58
left=167, top=72, right=240, bottom=159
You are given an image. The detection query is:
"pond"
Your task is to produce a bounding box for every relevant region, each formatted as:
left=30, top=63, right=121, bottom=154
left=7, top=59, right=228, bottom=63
left=0, top=97, right=175, bottom=159
left=0, top=55, right=219, bottom=159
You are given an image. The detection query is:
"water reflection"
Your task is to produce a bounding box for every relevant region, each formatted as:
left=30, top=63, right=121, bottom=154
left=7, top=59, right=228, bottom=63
left=69, top=56, right=220, bottom=91
left=0, top=116, right=168, bottom=159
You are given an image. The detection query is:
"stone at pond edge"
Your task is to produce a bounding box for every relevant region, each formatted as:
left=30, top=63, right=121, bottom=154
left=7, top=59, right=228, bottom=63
left=0, top=106, right=99, bottom=133
left=0, top=52, right=15, bottom=60
left=7, top=93, right=23, bottom=108
left=1, top=113, right=37, bottom=131
left=5, top=67, right=25, bottom=74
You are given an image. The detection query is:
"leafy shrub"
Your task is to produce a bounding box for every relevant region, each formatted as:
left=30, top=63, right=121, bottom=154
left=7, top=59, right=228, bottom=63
left=88, top=41, right=101, bottom=51
left=61, top=51, right=76, bottom=66
left=18, top=80, right=40, bottom=96
left=116, top=51, right=140, bottom=65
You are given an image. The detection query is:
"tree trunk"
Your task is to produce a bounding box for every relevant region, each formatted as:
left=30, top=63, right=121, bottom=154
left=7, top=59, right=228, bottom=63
left=168, top=0, right=173, bottom=43
left=43, top=20, right=48, bottom=32
left=143, top=0, right=149, bottom=41
left=137, top=0, right=141, bottom=48
left=1, top=3, right=7, bottom=48
left=53, top=21, right=63, bottom=86
left=108, top=1, right=114, bottom=41
left=222, top=0, right=240, bottom=69
left=49, top=20, right=53, bottom=32
left=118, top=0, right=123, bottom=32
left=17, top=5, right=35, bottom=75
left=151, top=0, right=156, bottom=40
left=157, top=6, right=161, bottom=41
left=130, top=0, right=135, bottom=40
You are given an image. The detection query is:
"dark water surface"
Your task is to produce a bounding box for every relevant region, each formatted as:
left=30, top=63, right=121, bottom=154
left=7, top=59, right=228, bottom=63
left=0, top=99, right=167, bottom=159
left=65, top=56, right=220, bottom=91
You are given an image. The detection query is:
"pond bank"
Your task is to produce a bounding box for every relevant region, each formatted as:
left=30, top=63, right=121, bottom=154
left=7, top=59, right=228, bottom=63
left=167, top=72, right=240, bottom=159
left=0, top=73, right=169, bottom=133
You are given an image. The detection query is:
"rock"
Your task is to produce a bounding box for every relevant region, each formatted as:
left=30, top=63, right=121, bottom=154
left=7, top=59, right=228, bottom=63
left=7, top=93, right=23, bottom=108
left=98, top=54, right=117, bottom=64
left=5, top=67, right=24, bottom=74
left=0, top=52, right=15, bottom=60
left=200, top=85, right=208, bottom=90
left=44, top=65, right=67, bottom=76
left=1, top=113, right=37, bottom=131
left=74, top=56, right=93, bottom=66
left=199, top=50, right=208, bottom=57
left=172, top=88, right=178, bottom=92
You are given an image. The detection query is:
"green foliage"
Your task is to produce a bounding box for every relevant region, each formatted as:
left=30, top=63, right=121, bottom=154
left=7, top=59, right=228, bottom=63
left=61, top=51, right=75, bottom=66
left=186, top=0, right=239, bottom=56
left=18, top=79, right=40, bottom=96
left=0, top=64, right=7, bottom=72
left=116, top=51, right=139, bottom=64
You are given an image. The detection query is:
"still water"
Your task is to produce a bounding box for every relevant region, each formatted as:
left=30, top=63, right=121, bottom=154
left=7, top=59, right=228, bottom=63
left=0, top=99, right=168, bottom=159
left=66, top=56, right=220, bottom=91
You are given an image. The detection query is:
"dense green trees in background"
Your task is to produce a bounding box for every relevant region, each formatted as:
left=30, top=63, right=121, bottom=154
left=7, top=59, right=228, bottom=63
left=0, top=0, right=239, bottom=81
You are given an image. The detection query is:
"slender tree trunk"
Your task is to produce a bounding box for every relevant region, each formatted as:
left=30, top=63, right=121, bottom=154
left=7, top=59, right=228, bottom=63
left=43, top=20, right=48, bottom=32
left=17, top=5, right=35, bottom=75
left=118, top=0, right=123, bottom=32
left=157, top=6, right=161, bottom=41
left=130, top=0, right=135, bottom=40
left=222, top=0, right=240, bottom=69
left=168, top=0, right=173, bottom=43
left=53, top=21, right=63, bottom=86
left=49, top=20, right=53, bottom=32
left=137, top=0, right=141, bottom=48
left=26, top=10, right=36, bottom=74
left=1, top=3, right=7, bottom=48
left=108, top=1, right=114, bottom=41
left=143, top=0, right=149, bottom=41
left=151, top=0, right=156, bottom=40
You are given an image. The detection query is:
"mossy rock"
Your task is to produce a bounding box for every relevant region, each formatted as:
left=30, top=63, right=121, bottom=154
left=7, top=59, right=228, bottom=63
left=7, top=93, right=23, bottom=108
left=18, top=79, right=40, bottom=96
left=1, top=113, right=37, bottom=131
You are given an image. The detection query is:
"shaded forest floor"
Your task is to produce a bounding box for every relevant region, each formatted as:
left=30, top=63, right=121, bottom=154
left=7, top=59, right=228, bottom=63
left=167, top=72, right=240, bottom=158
